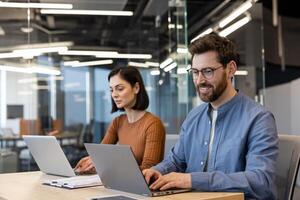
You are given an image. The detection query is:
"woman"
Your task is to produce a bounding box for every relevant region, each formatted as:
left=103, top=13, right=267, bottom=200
left=75, top=66, right=166, bottom=173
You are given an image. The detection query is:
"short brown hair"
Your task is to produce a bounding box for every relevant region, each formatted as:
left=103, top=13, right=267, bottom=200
left=189, top=33, right=238, bottom=66
left=108, top=66, right=149, bottom=113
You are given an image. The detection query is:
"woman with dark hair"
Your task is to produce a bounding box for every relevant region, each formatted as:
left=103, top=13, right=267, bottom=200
left=75, top=66, right=166, bottom=173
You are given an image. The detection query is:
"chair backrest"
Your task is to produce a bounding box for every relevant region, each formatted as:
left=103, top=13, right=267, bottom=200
left=276, top=134, right=300, bottom=200
left=0, top=128, right=15, bottom=137
left=164, top=134, right=179, bottom=159
left=53, top=119, right=62, bottom=132
left=20, top=119, right=41, bottom=135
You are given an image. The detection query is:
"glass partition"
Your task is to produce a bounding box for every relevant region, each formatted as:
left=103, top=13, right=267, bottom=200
left=262, top=1, right=300, bottom=135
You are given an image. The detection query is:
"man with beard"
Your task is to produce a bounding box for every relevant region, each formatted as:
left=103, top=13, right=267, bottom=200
left=143, top=33, right=278, bottom=200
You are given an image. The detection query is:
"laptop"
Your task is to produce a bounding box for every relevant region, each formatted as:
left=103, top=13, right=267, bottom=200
left=85, top=143, right=191, bottom=197
left=23, top=135, right=77, bottom=177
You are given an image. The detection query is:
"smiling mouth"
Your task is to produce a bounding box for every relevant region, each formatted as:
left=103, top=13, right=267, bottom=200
left=199, top=87, right=211, bottom=93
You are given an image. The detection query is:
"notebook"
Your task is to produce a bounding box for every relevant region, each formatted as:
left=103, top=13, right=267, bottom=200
left=85, top=143, right=191, bottom=197
left=42, top=174, right=102, bottom=189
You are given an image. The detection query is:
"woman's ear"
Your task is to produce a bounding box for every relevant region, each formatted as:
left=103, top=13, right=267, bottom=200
left=133, top=82, right=140, bottom=94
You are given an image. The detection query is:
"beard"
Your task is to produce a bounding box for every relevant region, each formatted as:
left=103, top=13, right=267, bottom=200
left=196, top=72, right=228, bottom=103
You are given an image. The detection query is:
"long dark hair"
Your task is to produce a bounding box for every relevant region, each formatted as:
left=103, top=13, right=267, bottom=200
left=108, top=66, right=149, bottom=113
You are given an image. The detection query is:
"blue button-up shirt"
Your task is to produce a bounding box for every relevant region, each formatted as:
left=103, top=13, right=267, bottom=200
left=154, top=92, right=278, bottom=200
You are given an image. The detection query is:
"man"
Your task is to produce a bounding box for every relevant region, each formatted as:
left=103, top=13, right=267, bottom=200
left=143, top=33, right=278, bottom=199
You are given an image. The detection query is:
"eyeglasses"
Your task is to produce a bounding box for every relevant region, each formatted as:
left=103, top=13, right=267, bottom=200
left=187, top=65, right=224, bottom=80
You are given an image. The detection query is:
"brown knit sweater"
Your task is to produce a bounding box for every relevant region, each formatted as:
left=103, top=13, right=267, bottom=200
left=101, top=112, right=166, bottom=170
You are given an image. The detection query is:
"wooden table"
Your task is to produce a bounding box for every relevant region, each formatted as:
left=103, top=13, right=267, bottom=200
left=0, top=171, right=244, bottom=200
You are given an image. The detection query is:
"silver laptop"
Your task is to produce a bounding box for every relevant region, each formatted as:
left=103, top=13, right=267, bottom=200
left=85, top=143, right=191, bottom=197
left=23, top=135, right=76, bottom=177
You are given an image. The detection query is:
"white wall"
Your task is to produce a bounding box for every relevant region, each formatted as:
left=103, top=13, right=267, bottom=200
left=264, top=82, right=291, bottom=134
left=291, top=78, right=300, bottom=134
left=6, top=72, right=38, bottom=120
left=264, top=78, right=300, bottom=135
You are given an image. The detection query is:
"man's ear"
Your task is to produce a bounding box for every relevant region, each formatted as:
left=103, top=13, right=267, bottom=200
left=227, top=60, right=237, bottom=79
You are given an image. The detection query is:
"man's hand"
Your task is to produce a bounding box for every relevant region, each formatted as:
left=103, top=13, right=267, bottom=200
left=149, top=172, right=192, bottom=190
left=74, top=156, right=96, bottom=174
left=142, top=168, right=162, bottom=185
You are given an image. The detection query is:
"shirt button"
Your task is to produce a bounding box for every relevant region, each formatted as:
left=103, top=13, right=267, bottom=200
left=209, top=121, right=211, bottom=124
left=204, top=141, right=208, bottom=145
left=200, top=161, right=204, bottom=165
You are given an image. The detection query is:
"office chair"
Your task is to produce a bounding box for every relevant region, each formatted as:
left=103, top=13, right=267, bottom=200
left=276, top=134, right=300, bottom=200
left=164, top=134, right=179, bottom=159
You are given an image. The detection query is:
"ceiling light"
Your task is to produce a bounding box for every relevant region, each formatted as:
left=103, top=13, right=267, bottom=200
left=0, top=52, right=25, bottom=59
left=28, top=66, right=61, bottom=75
left=160, top=58, right=173, bottom=69
left=219, top=0, right=252, bottom=28
left=164, top=62, right=177, bottom=72
left=20, top=27, right=33, bottom=33
left=63, top=61, right=80, bottom=66
left=0, top=64, right=60, bottom=75
left=0, top=52, right=42, bottom=59
left=0, top=65, right=31, bottom=74
left=177, top=68, right=188, bottom=74
left=0, top=26, right=5, bottom=35
left=23, top=41, right=73, bottom=49
left=13, top=46, right=68, bottom=54
left=190, top=28, right=213, bottom=43
left=177, top=48, right=188, bottom=54
left=235, top=70, right=248, bottom=76
left=0, top=2, right=73, bottom=9
left=150, top=69, right=160, bottom=76
left=109, top=53, right=152, bottom=59
left=145, top=61, right=159, bottom=67
left=168, top=24, right=183, bottom=29
left=18, top=76, right=63, bottom=83
left=219, top=15, right=251, bottom=37
left=22, top=54, right=40, bottom=59
left=59, top=50, right=152, bottom=59
left=59, top=50, right=118, bottom=57
left=0, top=41, right=73, bottom=52
left=0, top=45, right=71, bottom=59
left=40, top=9, right=133, bottom=16
left=128, top=61, right=149, bottom=68
left=71, top=60, right=113, bottom=67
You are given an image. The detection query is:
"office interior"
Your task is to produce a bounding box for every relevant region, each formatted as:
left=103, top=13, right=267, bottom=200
left=0, top=0, right=300, bottom=198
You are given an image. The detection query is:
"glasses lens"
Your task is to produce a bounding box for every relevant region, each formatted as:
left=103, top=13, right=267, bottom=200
left=191, top=69, right=199, bottom=79
left=202, top=68, right=214, bottom=79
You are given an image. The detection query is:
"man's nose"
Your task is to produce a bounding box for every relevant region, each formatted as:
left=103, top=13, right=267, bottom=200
left=195, top=72, right=205, bottom=84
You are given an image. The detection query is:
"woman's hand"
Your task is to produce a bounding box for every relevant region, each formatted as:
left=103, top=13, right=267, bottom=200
left=74, top=156, right=96, bottom=174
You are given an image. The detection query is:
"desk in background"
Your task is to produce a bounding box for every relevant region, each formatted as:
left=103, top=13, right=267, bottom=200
left=0, top=132, right=80, bottom=149
left=0, top=171, right=244, bottom=200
